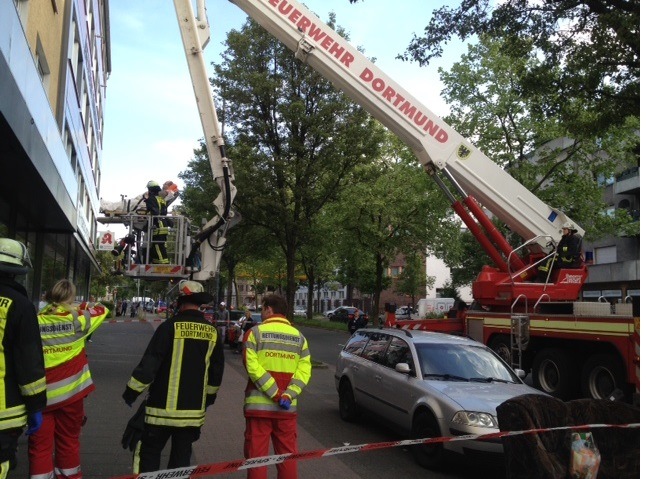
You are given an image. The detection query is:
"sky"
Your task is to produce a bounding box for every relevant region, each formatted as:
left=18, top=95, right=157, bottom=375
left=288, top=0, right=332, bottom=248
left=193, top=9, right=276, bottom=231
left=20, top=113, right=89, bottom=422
left=101, top=0, right=467, bottom=205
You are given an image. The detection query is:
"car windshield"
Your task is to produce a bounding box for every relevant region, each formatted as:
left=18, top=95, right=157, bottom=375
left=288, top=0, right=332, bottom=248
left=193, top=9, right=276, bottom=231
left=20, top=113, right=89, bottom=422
left=415, top=343, right=519, bottom=383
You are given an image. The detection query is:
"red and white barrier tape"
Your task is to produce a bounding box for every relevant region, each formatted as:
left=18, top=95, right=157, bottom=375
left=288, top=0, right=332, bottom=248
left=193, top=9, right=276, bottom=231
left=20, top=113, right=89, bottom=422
left=109, top=422, right=639, bottom=479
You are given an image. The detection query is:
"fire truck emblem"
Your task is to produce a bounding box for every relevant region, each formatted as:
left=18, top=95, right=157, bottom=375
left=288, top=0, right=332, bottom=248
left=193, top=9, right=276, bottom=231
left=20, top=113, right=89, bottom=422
left=457, top=144, right=472, bottom=160
left=560, top=274, right=583, bottom=284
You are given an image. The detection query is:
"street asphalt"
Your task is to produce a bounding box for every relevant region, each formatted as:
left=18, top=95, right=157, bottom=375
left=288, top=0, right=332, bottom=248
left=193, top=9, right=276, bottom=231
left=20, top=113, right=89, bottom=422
left=10, top=312, right=362, bottom=479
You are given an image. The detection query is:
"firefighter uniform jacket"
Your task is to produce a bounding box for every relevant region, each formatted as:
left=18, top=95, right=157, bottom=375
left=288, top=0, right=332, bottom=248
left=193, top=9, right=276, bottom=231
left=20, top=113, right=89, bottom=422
left=37, top=302, right=108, bottom=411
left=124, top=309, right=224, bottom=427
left=145, top=194, right=170, bottom=235
left=0, top=277, right=47, bottom=430
left=242, top=315, right=311, bottom=418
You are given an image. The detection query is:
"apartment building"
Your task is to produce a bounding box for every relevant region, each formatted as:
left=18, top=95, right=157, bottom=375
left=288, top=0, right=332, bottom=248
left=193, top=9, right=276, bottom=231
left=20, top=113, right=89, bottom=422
left=0, top=0, right=110, bottom=303
left=582, top=166, right=640, bottom=305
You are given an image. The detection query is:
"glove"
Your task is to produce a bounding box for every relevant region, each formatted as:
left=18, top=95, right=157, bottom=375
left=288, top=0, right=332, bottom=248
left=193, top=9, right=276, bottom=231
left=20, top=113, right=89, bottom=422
left=206, top=393, right=217, bottom=407
left=122, top=387, right=139, bottom=407
left=25, top=411, right=43, bottom=436
left=278, top=395, right=292, bottom=410
left=121, top=402, right=146, bottom=451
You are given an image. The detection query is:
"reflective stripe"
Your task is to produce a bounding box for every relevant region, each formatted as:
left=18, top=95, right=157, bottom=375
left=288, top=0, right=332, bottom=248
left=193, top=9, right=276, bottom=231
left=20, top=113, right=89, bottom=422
left=0, top=461, right=10, bottom=479
left=46, top=366, right=92, bottom=406
left=20, top=376, right=47, bottom=397
left=244, top=402, right=295, bottom=414
left=166, top=338, right=184, bottom=409
left=0, top=404, right=27, bottom=429
left=145, top=406, right=205, bottom=427
left=54, top=465, right=81, bottom=477
left=30, top=471, right=55, bottom=479
left=206, top=385, right=219, bottom=395
left=202, top=340, right=216, bottom=407
left=132, top=440, right=142, bottom=474
left=127, top=376, right=149, bottom=393
left=0, top=299, right=10, bottom=409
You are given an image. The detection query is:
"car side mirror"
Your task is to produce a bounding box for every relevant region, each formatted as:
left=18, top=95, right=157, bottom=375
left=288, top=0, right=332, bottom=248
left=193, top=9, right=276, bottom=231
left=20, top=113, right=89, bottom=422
left=395, top=363, right=412, bottom=375
left=514, top=368, right=526, bottom=379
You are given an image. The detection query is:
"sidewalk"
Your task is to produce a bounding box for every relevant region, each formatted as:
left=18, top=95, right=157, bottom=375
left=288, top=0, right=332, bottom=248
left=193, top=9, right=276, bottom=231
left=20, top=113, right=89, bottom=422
left=10, top=317, right=361, bottom=479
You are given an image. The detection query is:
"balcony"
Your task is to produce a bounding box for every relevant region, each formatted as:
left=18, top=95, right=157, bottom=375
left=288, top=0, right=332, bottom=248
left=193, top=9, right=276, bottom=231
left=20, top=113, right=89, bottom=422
left=614, top=167, right=639, bottom=195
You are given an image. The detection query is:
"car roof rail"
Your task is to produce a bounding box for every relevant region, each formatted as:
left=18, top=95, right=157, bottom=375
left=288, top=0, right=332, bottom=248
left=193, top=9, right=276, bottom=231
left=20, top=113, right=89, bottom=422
left=400, top=329, right=413, bottom=338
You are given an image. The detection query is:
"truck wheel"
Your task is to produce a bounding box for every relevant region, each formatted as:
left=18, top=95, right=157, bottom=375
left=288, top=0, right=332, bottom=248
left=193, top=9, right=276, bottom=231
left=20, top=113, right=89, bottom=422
left=532, top=348, right=576, bottom=400
left=338, top=380, right=360, bottom=422
left=489, top=336, right=512, bottom=366
left=581, top=354, right=625, bottom=400
left=411, top=411, right=444, bottom=470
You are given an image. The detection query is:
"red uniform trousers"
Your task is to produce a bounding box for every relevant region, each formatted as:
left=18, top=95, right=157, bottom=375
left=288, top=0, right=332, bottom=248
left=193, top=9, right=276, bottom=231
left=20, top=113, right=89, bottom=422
left=28, top=399, right=84, bottom=479
left=244, top=416, right=298, bottom=479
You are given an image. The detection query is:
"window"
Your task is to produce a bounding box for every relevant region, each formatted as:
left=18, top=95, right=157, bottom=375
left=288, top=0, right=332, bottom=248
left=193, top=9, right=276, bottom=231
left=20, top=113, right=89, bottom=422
left=344, top=331, right=369, bottom=356
left=384, top=337, right=413, bottom=371
left=361, top=332, right=390, bottom=364
left=595, top=246, right=617, bottom=265
left=35, top=36, right=51, bottom=92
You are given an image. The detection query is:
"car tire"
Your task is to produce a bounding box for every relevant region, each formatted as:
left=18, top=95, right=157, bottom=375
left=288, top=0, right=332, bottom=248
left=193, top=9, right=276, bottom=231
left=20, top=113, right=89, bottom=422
left=488, top=335, right=512, bottom=366
left=532, top=348, right=576, bottom=400
left=411, top=411, right=444, bottom=470
left=580, top=353, right=625, bottom=400
left=338, top=380, right=360, bottom=422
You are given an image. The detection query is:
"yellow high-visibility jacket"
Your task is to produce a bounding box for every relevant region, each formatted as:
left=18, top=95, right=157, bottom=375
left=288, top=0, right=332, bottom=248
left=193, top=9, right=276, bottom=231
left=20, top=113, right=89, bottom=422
left=242, top=316, right=311, bottom=418
left=37, top=302, right=108, bottom=410
left=0, top=278, right=47, bottom=430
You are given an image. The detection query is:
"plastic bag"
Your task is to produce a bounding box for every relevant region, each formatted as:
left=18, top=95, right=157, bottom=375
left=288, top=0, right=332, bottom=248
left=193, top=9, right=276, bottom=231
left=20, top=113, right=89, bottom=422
left=570, top=432, right=601, bottom=479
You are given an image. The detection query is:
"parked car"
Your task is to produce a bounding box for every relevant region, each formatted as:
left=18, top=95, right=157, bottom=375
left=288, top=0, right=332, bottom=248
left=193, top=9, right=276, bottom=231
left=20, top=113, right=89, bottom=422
left=323, top=307, right=339, bottom=318
left=335, top=328, right=545, bottom=470
left=227, top=312, right=262, bottom=348
left=395, top=306, right=414, bottom=320
left=330, top=306, right=366, bottom=324
left=293, top=308, right=307, bottom=317
left=154, top=301, right=167, bottom=314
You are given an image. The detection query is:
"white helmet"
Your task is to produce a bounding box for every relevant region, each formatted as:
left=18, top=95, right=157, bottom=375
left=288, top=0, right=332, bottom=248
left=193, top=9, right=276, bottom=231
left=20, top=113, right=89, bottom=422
left=562, top=221, right=577, bottom=232
left=0, top=238, right=32, bottom=275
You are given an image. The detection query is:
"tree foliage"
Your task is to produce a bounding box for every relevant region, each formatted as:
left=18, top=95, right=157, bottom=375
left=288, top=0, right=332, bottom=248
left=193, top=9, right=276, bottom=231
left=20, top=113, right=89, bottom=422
left=210, top=17, right=384, bottom=310
left=394, top=0, right=639, bottom=137
left=332, top=132, right=460, bottom=322
left=438, top=36, right=637, bottom=240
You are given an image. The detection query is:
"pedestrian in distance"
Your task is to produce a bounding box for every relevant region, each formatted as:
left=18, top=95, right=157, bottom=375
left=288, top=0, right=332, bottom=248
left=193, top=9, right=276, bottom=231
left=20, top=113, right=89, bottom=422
left=216, top=301, right=229, bottom=342
left=0, top=238, right=47, bottom=478
left=242, top=293, right=312, bottom=479
left=28, top=279, right=109, bottom=479
left=122, top=280, right=224, bottom=473
left=347, top=308, right=366, bottom=334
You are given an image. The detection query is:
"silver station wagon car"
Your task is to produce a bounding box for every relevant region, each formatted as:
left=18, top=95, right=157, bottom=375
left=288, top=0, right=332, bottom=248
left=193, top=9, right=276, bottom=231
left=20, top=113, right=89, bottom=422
left=334, top=328, right=545, bottom=470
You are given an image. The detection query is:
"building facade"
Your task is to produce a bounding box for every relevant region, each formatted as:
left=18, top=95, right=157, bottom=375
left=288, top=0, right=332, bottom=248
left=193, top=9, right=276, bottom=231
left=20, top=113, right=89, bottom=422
left=1, top=0, right=110, bottom=304
left=581, top=166, right=640, bottom=307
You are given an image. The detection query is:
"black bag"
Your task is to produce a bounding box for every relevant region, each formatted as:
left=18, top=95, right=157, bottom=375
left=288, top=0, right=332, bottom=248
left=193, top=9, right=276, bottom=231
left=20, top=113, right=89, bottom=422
left=121, top=401, right=146, bottom=452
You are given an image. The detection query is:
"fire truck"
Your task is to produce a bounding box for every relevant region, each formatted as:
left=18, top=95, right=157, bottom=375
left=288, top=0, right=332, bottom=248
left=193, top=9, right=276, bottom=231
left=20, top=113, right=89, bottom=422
left=99, top=0, right=638, bottom=402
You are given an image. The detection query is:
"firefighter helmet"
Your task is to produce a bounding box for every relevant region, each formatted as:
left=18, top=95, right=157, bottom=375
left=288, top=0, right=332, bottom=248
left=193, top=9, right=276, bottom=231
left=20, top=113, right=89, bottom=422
left=146, top=180, right=160, bottom=189
left=562, top=221, right=577, bottom=232
left=0, top=238, right=32, bottom=275
left=177, top=280, right=212, bottom=305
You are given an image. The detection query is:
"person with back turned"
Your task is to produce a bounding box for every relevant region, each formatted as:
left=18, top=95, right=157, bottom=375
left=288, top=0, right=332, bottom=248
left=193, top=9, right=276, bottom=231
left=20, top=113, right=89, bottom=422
left=0, top=238, right=47, bottom=477
left=242, top=293, right=311, bottom=479
left=122, top=280, right=224, bottom=473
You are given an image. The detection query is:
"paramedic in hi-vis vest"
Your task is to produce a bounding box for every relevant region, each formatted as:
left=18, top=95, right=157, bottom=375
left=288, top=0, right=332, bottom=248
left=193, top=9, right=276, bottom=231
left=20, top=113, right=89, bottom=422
left=28, top=279, right=108, bottom=479
left=0, top=238, right=47, bottom=478
left=242, top=294, right=312, bottom=479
